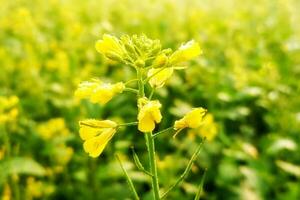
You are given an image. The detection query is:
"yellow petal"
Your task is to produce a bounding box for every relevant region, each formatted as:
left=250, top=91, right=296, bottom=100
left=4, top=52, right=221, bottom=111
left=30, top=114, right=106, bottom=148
left=174, top=107, right=207, bottom=130
left=74, top=81, right=99, bottom=99
left=185, top=108, right=207, bottom=128
left=174, top=119, right=187, bottom=130
left=138, top=114, right=155, bottom=132
left=80, top=119, right=117, bottom=128
left=148, top=67, right=174, bottom=88
left=137, top=98, right=162, bottom=133
left=83, top=128, right=116, bottom=158
left=95, top=34, right=123, bottom=56
left=79, top=119, right=117, bottom=140
left=169, top=40, right=202, bottom=65
left=79, top=126, right=100, bottom=141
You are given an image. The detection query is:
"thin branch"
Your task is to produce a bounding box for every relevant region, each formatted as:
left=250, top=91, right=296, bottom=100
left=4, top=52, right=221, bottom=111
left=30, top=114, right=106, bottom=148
left=125, top=79, right=139, bottom=86
left=161, top=138, right=206, bottom=199
left=115, top=154, right=140, bottom=200
left=152, top=127, right=174, bottom=139
left=118, top=122, right=138, bottom=127
left=124, top=87, right=139, bottom=94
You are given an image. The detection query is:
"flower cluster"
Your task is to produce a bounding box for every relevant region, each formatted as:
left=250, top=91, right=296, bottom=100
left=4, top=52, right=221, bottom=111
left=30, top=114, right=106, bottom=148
left=75, top=34, right=205, bottom=158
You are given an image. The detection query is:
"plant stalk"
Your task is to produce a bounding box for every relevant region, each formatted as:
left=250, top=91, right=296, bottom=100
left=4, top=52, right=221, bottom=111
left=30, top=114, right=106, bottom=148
left=137, top=68, right=160, bottom=200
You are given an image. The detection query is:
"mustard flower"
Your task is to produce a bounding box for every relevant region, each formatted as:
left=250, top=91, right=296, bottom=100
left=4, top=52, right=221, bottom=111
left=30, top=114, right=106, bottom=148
left=74, top=79, right=125, bottom=105
left=198, top=113, right=218, bottom=141
left=174, top=107, right=207, bottom=132
left=95, top=34, right=124, bottom=60
left=147, top=67, right=174, bottom=88
left=169, top=40, right=202, bottom=65
left=79, top=119, right=117, bottom=158
left=138, top=98, right=162, bottom=132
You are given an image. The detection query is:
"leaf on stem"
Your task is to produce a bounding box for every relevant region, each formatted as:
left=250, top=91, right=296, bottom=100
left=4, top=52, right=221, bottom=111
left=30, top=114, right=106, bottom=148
left=131, top=147, right=153, bottom=177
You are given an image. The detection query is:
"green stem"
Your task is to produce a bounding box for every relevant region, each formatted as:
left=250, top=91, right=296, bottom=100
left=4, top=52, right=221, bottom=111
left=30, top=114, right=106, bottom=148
left=124, top=87, right=138, bottom=94
left=145, top=132, right=160, bottom=200
left=136, top=67, right=160, bottom=200
left=137, top=68, right=145, bottom=98
left=115, top=154, right=140, bottom=200
left=149, top=88, right=155, bottom=100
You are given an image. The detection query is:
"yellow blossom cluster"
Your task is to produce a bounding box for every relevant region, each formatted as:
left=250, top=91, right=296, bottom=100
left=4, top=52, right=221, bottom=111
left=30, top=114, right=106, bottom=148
left=76, top=34, right=204, bottom=158
left=0, top=96, right=19, bottom=124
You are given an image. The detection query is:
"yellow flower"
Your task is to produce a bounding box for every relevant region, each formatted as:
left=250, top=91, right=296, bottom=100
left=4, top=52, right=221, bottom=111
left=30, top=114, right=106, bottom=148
left=79, top=119, right=117, bottom=158
left=147, top=67, right=174, bottom=88
left=169, top=40, right=202, bottom=65
left=0, top=95, right=19, bottom=124
left=137, top=98, right=162, bottom=132
left=74, top=80, right=125, bottom=105
left=95, top=34, right=124, bottom=59
left=174, top=108, right=207, bottom=136
left=198, top=113, right=218, bottom=141
left=74, top=79, right=100, bottom=99
left=188, top=113, right=218, bottom=141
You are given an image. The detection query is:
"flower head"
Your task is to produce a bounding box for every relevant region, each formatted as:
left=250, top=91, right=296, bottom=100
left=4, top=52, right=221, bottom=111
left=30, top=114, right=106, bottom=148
left=138, top=98, right=162, bottom=132
left=74, top=79, right=125, bottom=105
left=174, top=107, right=207, bottom=132
left=79, top=119, right=117, bottom=158
left=147, top=67, right=174, bottom=88
left=169, top=40, right=202, bottom=65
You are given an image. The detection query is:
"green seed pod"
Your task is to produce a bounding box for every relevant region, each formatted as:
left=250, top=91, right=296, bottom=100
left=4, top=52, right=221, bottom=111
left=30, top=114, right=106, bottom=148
left=124, top=43, right=136, bottom=55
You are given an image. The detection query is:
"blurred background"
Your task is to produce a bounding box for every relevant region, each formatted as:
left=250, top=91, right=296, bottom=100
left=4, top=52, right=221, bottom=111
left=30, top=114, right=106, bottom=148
left=0, top=0, right=300, bottom=199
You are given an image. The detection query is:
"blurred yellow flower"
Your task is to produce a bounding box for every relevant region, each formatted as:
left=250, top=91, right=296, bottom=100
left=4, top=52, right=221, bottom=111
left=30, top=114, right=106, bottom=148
left=0, top=95, right=19, bottom=124
left=26, top=177, right=43, bottom=198
left=95, top=34, right=124, bottom=60
left=37, top=118, right=70, bottom=140
left=147, top=67, right=174, bottom=88
left=174, top=107, right=207, bottom=132
left=138, top=98, right=162, bottom=132
left=198, top=113, right=218, bottom=141
left=169, top=40, right=202, bottom=65
left=2, top=184, right=11, bottom=200
left=79, top=119, right=117, bottom=157
left=75, top=80, right=125, bottom=105
left=188, top=113, right=218, bottom=141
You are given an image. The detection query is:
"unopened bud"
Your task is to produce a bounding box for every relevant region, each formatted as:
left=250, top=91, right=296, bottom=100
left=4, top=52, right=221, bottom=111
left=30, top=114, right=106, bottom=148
left=135, top=59, right=145, bottom=68
left=152, top=54, right=168, bottom=68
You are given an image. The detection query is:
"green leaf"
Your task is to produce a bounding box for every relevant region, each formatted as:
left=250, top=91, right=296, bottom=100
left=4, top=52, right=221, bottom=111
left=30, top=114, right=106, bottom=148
left=0, top=157, right=46, bottom=184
